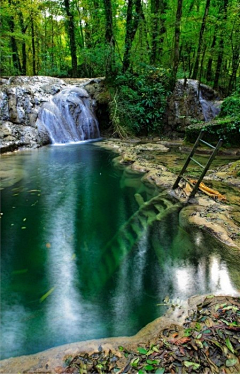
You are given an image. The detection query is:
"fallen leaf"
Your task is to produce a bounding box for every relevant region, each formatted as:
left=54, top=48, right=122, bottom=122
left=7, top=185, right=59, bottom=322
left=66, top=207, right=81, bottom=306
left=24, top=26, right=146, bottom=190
left=137, top=347, right=148, bottom=355
left=40, top=287, right=55, bottom=303
left=226, top=358, right=238, bottom=367
left=225, top=337, right=235, bottom=354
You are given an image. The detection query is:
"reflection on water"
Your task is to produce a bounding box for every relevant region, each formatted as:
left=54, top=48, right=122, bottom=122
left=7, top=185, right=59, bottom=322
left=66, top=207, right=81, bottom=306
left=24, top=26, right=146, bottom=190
left=1, top=144, right=239, bottom=360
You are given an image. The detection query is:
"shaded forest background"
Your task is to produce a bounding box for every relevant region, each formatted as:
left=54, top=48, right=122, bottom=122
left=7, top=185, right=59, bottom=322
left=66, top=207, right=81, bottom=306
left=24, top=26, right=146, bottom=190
left=1, top=0, right=240, bottom=138
left=1, top=0, right=239, bottom=94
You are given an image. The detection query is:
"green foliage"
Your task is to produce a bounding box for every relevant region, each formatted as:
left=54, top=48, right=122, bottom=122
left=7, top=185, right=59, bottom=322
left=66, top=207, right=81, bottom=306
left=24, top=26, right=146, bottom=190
left=108, top=65, right=171, bottom=137
left=186, top=86, right=240, bottom=146
left=219, top=86, right=240, bottom=118
left=185, top=118, right=240, bottom=146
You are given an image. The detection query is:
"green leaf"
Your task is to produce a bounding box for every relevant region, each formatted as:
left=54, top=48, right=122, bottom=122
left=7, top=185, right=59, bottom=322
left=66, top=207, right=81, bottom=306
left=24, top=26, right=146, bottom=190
left=137, top=347, right=148, bottom=355
left=131, top=358, right=139, bottom=367
left=225, top=338, right=235, bottom=354
left=146, top=349, right=154, bottom=356
left=155, top=369, right=165, bottom=374
left=146, top=359, right=159, bottom=365
left=202, top=329, right=211, bottom=334
left=226, top=358, right=238, bottom=367
left=184, top=361, right=200, bottom=370
left=144, top=364, right=154, bottom=371
left=184, top=328, right=192, bottom=336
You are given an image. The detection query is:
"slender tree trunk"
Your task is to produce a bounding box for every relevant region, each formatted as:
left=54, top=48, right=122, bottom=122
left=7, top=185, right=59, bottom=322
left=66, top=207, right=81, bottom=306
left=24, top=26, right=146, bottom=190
left=103, top=0, right=115, bottom=75
left=76, top=6, right=85, bottom=48
left=64, top=0, right=78, bottom=77
left=150, top=0, right=166, bottom=64
left=122, top=0, right=142, bottom=72
left=172, top=0, right=183, bottom=88
left=228, top=45, right=240, bottom=93
left=206, top=34, right=216, bottom=81
left=103, top=0, right=114, bottom=45
left=213, top=0, right=228, bottom=89
left=18, top=10, right=27, bottom=75
left=31, top=13, right=36, bottom=75
left=192, top=0, right=211, bottom=80
left=8, top=0, right=22, bottom=73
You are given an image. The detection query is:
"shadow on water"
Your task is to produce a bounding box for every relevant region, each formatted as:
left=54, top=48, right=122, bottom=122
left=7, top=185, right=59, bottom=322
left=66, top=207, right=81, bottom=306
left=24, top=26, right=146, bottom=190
left=1, top=144, right=239, bottom=360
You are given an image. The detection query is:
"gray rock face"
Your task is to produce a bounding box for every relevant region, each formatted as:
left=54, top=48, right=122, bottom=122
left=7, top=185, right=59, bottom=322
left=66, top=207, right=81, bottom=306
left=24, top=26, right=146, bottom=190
left=0, top=76, right=104, bottom=153
left=165, top=79, right=221, bottom=136
left=0, top=76, right=66, bottom=152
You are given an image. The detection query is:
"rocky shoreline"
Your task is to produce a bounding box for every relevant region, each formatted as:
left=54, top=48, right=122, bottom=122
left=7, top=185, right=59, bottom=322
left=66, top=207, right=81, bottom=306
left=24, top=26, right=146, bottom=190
left=95, top=138, right=240, bottom=251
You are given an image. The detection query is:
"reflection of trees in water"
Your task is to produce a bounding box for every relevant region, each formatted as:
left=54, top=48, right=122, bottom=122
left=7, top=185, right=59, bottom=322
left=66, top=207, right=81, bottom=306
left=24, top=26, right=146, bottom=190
left=151, top=219, right=239, bottom=299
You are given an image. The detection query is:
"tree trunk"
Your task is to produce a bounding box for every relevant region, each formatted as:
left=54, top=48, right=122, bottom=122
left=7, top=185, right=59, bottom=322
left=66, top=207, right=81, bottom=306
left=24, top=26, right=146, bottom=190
left=64, top=0, right=78, bottom=77
left=122, top=0, right=142, bottom=72
left=8, top=0, right=22, bottom=73
left=150, top=0, right=166, bottom=64
left=31, top=14, right=36, bottom=75
left=192, top=0, right=211, bottom=80
left=213, top=0, right=228, bottom=89
left=103, top=0, right=115, bottom=75
left=171, top=0, right=183, bottom=88
left=228, top=39, right=240, bottom=93
left=206, top=34, right=216, bottom=81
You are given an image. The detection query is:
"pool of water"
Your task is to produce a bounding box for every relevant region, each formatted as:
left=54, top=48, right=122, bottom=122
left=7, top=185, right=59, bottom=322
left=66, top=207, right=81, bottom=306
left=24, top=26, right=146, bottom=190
left=1, top=143, right=239, bottom=360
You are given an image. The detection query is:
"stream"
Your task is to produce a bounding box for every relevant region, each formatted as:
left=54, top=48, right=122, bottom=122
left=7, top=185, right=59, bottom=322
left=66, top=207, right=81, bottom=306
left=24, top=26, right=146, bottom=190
left=1, top=143, right=239, bottom=360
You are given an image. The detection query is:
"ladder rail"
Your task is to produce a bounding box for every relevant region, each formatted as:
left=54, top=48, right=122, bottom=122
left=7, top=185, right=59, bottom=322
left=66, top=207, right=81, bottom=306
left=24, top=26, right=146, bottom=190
left=172, top=130, right=204, bottom=189
left=188, top=138, right=223, bottom=199
left=172, top=130, right=223, bottom=201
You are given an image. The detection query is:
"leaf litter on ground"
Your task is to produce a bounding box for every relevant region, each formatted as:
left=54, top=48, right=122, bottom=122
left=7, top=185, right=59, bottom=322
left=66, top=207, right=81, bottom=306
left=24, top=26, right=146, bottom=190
left=56, top=296, right=240, bottom=374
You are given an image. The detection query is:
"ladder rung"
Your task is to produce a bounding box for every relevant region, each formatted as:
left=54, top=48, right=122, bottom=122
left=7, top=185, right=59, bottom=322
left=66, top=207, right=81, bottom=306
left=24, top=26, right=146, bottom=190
left=200, top=139, right=215, bottom=149
left=190, top=157, right=204, bottom=168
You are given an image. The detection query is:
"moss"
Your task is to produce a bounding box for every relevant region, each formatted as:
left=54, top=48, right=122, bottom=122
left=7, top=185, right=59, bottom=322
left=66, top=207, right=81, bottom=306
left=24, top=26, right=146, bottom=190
left=185, top=118, right=240, bottom=146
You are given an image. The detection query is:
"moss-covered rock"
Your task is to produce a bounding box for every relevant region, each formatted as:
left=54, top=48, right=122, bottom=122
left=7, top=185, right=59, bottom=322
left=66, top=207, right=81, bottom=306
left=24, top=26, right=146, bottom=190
left=185, top=118, right=240, bottom=145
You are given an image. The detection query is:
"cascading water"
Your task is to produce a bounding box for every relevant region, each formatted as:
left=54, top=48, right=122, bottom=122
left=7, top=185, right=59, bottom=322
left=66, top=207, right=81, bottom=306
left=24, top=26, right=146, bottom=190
left=179, top=79, right=221, bottom=121
left=37, top=86, right=100, bottom=144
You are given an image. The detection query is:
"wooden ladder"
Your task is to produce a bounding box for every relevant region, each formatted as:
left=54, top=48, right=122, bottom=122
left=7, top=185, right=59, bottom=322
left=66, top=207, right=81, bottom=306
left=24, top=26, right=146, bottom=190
left=172, top=130, right=223, bottom=200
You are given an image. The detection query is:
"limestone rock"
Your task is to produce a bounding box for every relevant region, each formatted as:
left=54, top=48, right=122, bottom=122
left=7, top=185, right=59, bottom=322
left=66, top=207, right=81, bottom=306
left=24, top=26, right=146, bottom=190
left=0, top=76, right=105, bottom=153
left=165, top=79, right=221, bottom=136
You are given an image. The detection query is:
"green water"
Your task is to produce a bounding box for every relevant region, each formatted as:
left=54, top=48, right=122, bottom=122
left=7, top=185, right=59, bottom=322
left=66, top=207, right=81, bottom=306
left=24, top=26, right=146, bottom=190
left=1, top=143, right=239, bottom=360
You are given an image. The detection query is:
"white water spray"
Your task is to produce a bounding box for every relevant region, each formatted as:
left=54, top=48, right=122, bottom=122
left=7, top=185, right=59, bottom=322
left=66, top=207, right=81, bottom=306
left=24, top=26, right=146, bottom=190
left=37, top=87, right=100, bottom=144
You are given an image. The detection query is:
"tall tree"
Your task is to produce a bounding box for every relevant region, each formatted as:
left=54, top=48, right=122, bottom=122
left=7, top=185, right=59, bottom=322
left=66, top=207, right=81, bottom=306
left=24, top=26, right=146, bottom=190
left=64, top=0, right=78, bottom=77
left=103, top=0, right=115, bottom=74
left=150, top=0, right=166, bottom=64
left=8, top=0, right=22, bottom=73
left=213, top=0, right=228, bottom=89
left=192, top=0, right=211, bottom=79
left=172, top=0, right=183, bottom=87
left=122, top=0, right=142, bottom=72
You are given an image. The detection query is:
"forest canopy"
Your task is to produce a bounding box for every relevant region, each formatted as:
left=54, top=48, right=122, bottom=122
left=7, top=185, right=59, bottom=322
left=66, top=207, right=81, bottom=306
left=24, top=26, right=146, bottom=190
left=1, top=0, right=239, bottom=95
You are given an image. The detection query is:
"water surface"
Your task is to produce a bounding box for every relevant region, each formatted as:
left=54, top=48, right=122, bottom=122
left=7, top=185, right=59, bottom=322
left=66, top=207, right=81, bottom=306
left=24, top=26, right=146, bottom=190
left=1, top=144, right=239, bottom=360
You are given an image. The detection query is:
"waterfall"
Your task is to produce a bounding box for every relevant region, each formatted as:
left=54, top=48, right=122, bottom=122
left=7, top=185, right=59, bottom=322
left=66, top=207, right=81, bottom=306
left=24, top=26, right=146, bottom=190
left=37, top=87, right=100, bottom=144
left=179, top=79, right=221, bottom=121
